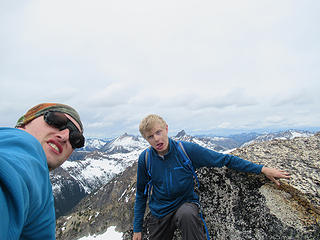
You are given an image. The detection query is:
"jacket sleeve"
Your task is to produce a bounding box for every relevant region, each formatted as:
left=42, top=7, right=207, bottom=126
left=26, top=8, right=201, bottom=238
left=133, top=151, right=149, bottom=233
left=182, top=141, right=263, bottom=174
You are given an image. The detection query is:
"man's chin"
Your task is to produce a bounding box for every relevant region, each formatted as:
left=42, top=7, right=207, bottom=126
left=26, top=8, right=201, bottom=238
left=156, top=146, right=169, bottom=155
left=47, top=162, right=55, bottom=171
left=47, top=160, right=58, bottom=172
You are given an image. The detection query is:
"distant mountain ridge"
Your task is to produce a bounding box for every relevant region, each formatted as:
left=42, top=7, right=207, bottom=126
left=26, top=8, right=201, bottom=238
left=242, top=129, right=314, bottom=146
left=80, top=137, right=111, bottom=152
left=100, top=133, right=146, bottom=153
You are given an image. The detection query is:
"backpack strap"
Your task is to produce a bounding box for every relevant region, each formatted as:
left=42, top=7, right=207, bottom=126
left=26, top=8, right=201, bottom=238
left=177, top=141, right=200, bottom=188
left=143, top=147, right=153, bottom=197
left=145, top=147, right=151, bottom=177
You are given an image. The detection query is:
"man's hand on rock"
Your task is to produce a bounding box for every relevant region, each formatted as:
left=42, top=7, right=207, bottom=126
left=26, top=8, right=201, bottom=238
left=261, top=167, right=291, bottom=186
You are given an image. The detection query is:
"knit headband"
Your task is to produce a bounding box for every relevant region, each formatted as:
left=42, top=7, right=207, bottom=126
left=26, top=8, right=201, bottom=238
left=15, top=103, right=83, bottom=132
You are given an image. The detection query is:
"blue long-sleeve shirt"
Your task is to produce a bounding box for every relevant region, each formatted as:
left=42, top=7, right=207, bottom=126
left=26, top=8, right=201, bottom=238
left=133, top=138, right=263, bottom=232
left=0, top=128, right=55, bottom=239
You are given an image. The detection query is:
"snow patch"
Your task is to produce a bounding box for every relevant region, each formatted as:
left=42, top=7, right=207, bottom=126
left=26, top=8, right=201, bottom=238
left=77, top=226, right=122, bottom=240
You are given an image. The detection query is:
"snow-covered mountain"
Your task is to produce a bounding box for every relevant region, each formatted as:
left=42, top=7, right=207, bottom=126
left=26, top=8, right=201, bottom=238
left=174, top=130, right=239, bottom=152
left=50, top=133, right=149, bottom=217
left=60, top=134, right=147, bottom=195
left=81, top=137, right=111, bottom=151
left=242, top=129, right=314, bottom=146
left=101, top=133, right=147, bottom=154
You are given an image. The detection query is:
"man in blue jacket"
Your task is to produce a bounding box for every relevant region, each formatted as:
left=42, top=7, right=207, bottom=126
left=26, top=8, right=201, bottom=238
left=133, top=114, right=290, bottom=240
left=0, top=103, right=85, bottom=239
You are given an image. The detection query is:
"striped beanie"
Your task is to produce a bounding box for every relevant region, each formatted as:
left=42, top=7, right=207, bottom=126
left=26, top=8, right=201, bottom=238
left=15, top=103, right=83, bottom=132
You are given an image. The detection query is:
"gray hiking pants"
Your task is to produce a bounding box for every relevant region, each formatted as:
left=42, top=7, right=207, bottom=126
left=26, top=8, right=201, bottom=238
left=148, top=202, right=206, bottom=240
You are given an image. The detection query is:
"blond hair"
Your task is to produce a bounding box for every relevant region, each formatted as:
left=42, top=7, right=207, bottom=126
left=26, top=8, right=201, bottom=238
left=139, top=114, right=167, bottom=138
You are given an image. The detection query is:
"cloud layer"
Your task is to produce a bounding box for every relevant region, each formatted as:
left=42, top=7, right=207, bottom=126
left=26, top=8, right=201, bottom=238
left=1, top=0, right=319, bottom=137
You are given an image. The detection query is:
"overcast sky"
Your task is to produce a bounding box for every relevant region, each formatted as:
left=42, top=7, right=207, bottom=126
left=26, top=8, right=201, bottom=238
left=1, top=0, right=319, bottom=138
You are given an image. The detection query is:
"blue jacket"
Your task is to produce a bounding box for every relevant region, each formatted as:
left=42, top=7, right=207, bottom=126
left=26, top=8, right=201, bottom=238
left=133, top=138, right=263, bottom=232
left=0, top=128, right=55, bottom=240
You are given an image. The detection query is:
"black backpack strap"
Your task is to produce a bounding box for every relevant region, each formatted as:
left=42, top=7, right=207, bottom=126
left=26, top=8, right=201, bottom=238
left=145, top=147, right=151, bottom=176
left=177, top=141, right=200, bottom=188
left=143, top=147, right=153, bottom=197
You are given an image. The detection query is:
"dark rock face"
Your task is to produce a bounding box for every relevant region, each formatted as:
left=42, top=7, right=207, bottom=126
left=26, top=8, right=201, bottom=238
left=67, top=150, right=89, bottom=161
left=56, top=133, right=320, bottom=240
left=51, top=167, right=87, bottom=218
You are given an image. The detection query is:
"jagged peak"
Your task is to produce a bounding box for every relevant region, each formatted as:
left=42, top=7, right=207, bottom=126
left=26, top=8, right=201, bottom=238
left=175, top=130, right=187, bottom=138
left=119, top=132, right=129, bottom=138
left=115, top=133, right=138, bottom=142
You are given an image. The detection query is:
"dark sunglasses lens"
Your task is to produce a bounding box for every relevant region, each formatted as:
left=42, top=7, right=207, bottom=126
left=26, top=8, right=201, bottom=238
left=44, top=111, right=67, bottom=130
left=69, top=131, right=85, bottom=149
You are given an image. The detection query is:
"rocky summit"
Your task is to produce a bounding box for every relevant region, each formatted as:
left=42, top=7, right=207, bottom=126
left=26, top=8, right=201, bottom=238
left=56, top=132, right=320, bottom=240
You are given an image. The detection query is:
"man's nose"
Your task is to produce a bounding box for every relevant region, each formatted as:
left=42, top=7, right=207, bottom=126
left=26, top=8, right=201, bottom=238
left=154, top=134, right=160, bottom=142
left=57, top=128, right=70, bottom=141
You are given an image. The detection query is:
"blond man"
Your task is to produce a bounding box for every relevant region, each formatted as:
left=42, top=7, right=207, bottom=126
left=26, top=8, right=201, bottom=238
left=133, top=114, right=290, bottom=240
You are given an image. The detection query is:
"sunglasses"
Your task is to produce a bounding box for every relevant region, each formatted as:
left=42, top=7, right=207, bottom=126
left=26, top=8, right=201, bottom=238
left=43, top=111, right=85, bottom=149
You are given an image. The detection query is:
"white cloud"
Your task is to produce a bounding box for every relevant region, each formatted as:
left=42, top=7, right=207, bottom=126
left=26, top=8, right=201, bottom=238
left=1, top=0, right=319, bottom=136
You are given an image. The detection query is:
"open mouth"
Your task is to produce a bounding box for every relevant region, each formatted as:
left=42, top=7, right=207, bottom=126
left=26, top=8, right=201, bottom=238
left=48, top=142, right=61, bottom=153
left=156, top=143, right=163, bottom=149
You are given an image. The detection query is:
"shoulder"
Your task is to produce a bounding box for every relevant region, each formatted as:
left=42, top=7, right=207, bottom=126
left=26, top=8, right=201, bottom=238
left=178, top=140, right=203, bottom=152
left=139, top=147, right=150, bottom=157
left=1, top=127, right=36, bottom=141
left=0, top=127, right=48, bottom=184
left=177, top=140, right=214, bottom=162
left=0, top=127, right=45, bottom=158
left=138, top=147, right=150, bottom=163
